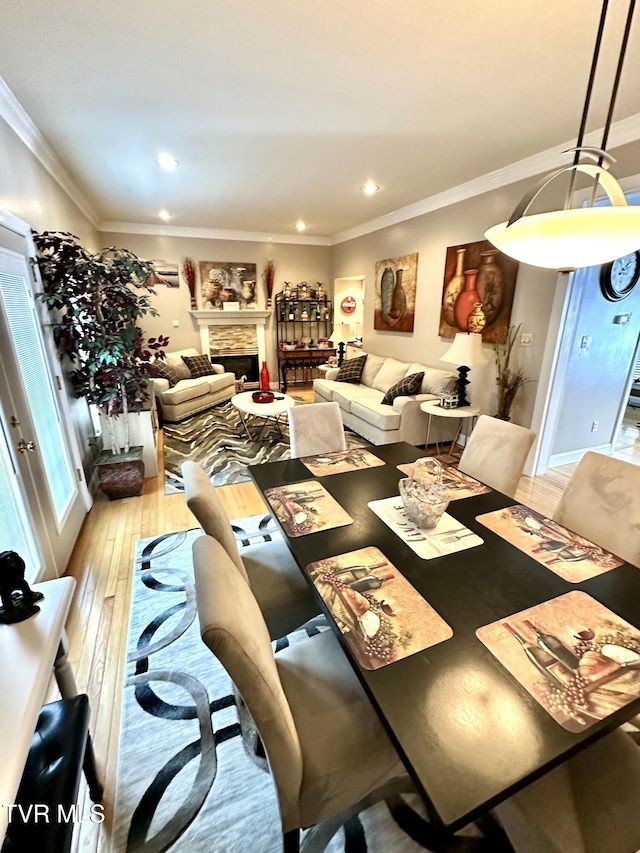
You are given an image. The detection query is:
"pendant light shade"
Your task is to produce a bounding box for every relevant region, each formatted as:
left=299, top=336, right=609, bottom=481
left=485, top=0, right=640, bottom=272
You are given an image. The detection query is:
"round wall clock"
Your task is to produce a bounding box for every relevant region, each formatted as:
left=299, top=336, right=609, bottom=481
left=599, top=251, right=640, bottom=302
left=340, top=295, right=357, bottom=314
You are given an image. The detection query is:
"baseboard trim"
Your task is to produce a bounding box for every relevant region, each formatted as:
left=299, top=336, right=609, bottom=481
left=548, top=443, right=612, bottom=468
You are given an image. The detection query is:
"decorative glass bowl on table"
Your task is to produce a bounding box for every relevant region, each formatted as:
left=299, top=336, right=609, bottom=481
left=399, top=458, right=450, bottom=529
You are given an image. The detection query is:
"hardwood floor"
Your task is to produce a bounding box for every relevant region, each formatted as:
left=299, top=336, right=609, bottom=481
left=62, top=393, right=640, bottom=852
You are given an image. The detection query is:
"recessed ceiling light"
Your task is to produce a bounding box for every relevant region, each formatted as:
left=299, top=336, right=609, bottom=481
left=157, top=210, right=173, bottom=221
left=295, top=221, right=307, bottom=232
left=361, top=183, right=380, bottom=195
left=156, top=153, right=179, bottom=170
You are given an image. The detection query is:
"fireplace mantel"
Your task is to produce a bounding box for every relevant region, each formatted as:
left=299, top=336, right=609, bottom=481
left=190, top=309, right=271, bottom=327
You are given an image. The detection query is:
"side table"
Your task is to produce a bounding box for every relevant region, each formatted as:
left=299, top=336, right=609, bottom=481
left=420, top=402, right=481, bottom=459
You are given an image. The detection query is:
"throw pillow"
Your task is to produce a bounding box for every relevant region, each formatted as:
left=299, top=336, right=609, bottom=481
left=381, top=371, right=425, bottom=405
left=182, top=354, right=215, bottom=378
left=336, top=355, right=368, bottom=383
left=152, top=361, right=180, bottom=387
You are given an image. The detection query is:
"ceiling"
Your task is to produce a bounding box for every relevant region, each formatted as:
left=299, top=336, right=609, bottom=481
left=1, top=0, right=639, bottom=238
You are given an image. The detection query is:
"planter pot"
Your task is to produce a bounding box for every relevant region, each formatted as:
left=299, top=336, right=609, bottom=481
left=96, top=446, right=144, bottom=500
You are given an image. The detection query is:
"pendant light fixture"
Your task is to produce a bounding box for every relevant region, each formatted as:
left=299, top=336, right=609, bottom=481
left=485, top=0, right=640, bottom=271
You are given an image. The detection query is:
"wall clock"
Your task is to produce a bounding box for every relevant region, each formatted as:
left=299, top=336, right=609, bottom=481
left=599, top=251, right=640, bottom=302
left=340, top=295, right=357, bottom=314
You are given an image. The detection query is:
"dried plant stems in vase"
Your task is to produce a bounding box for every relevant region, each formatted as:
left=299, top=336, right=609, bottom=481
left=182, top=257, right=197, bottom=309
left=494, top=324, right=534, bottom=421
left=263, top=259, right=275, bottom=308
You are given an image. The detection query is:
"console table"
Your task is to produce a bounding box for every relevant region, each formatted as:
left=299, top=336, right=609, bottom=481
left=277, top=347, right=336, bottom=391
left=0, top=577, right=77, bottom=841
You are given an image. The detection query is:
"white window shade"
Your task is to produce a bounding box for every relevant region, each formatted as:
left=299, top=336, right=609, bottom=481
left=0, top=416, right=39, bottom=577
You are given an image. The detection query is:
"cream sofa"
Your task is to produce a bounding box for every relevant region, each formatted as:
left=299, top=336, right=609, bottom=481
left=313, top=352, right=458, bottom=446
left=152, top=347, right=235, bottom=423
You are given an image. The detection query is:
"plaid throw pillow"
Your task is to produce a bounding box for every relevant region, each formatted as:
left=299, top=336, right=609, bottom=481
left=335, top=355, right=368, bottom=384
left=182, top=354, right=214, bottom=378
left=152, top=361, right=180, bottom=387
left=381, top=371, right=424, bottom=405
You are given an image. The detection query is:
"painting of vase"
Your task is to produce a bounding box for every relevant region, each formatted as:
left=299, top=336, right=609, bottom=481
left=374, top=253, right=418, bottom=332
left=438, top=240, right=518, bottom=344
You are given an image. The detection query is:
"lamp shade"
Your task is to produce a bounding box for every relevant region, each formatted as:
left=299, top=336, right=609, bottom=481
left=351, top=321, right=363, bottom=339
left=440, top=333, right=490, bottom=367
left=485, top=206, right=640, bottom=271
left=330, top=323, right=353, bottom=344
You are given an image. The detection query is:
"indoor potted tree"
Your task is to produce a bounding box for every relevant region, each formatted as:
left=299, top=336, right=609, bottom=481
left=34, top=231, right=169, bottom=498
left=494, top=324, right=534, bottom=421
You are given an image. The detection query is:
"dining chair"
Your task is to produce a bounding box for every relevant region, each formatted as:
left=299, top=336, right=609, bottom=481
left=288, top=401, right=347, bottom=459
left=457, top=414, right=536, bottom=498
left=552, top=450, right=640, bottom=567
left=182, top=461, right=319, bottom=640
left=492, top=727, right=640, bottom=853
left=193, top=534, right=412, bottom=853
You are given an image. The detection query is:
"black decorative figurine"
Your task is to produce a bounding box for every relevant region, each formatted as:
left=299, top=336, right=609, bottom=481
left=0, top=550, right=43, bottom=624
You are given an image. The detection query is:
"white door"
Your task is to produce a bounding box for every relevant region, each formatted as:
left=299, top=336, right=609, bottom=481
left=0, top=246, right=88, bottom=580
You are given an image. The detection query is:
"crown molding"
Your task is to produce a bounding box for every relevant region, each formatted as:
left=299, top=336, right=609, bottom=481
left=330, top=112, right=640, bottom=245
left=99, top=220, right=332, bottom=246
left=0, top=76, right=100, bottom=228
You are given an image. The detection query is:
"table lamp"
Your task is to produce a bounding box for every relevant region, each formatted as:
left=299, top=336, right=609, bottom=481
left=351, top=322, right=363, bottom=345
left=330, top=323, right=353, bottom=365
left=440, top=332, right=489, bottom=407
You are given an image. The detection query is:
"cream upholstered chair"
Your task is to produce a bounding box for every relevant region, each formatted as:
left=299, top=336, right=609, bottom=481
left=458, top=414, right=536, bottom=498
left=288, top=401, right=347, bottom=459
left=552, top=451, right=640, bottom=567
left=182, top=461, right=319, bottom=640
left=193, top=534, right=411, bottom=853
left=492, top=728, right=640, bottom=853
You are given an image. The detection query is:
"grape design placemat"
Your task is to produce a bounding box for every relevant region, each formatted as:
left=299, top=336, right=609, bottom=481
left=301, top=447, right=385, bottom=477
left=476, top=505, right=624, bottom=582
left=397, top=462, right=491, bottom=500
left=306, top=546, right=453, bottom=670
left=368, top=496, right=484, bottom=559
left=265, top=481, right=353, bottom=537
left=476, top=591, right=640, bottom=732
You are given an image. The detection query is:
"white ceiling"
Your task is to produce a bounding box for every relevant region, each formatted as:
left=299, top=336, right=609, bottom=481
left=1, top=0, right=639, bottom=238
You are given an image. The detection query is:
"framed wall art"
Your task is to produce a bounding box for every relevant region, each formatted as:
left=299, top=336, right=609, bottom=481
left=198, top=261, right=258, bottom=308
left=439, top=241, right=518, bottom=344
left=374, top=253, right=418, bottom=333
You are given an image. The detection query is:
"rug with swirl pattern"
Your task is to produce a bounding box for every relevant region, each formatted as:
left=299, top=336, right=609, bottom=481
left=113, top=519, right=495, bottom=853
left=162, top=400, right=369, bottom=493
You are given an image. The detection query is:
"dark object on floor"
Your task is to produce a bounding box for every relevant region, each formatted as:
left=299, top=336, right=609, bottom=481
left=0, top=550, right=43, bottom=624
left=96, top=446, right=145, bottom=500
left=2, top=694, right=103, bottom=853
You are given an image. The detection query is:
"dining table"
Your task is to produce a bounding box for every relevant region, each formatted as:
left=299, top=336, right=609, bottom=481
left=249, top=441, right=640, bottom=835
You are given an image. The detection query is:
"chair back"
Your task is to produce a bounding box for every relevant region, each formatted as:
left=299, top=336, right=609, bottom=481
left=288, top=401, right=347, bottom=458
left=182, top=461, right=249, bottom=581
left=458, top=414, right=535, bottom=498
left=553, top=451, right=640, bottom=567
left=193, top=535, right=303, bottom=826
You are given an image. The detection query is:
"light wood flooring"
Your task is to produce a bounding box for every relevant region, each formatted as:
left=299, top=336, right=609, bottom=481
left=62, top=390, right=640, bottom=852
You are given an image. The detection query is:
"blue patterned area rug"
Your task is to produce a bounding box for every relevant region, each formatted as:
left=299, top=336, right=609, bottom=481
left=113, top=517, right=490, bottom=853
left=162, top=401, right=370, bottom=493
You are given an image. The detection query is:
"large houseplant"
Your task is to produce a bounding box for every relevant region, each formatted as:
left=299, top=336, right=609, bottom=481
left=494, top=324, right=534, bottom=420
left=34, top=232, right=169, bottom=460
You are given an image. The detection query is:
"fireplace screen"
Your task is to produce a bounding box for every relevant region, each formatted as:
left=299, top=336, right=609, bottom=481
left=214, top=353, right=259, bottom=384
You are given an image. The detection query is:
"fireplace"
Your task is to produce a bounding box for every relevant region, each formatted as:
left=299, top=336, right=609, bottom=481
left=213, top=350, right=259, bottom=387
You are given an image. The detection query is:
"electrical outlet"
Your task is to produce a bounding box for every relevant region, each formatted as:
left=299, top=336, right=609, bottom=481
left=520, top=333, right=533, bottom=347
left=591, top=421, right=599, bottom=432
left=172, top=319, right=180, bottom=327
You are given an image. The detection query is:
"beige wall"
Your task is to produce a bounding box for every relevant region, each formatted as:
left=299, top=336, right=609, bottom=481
left=99, top=231, right=333, bottom=380
left=0, top=117, right=100, bottom=477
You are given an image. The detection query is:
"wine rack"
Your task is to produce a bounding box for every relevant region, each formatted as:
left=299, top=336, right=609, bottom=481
left=275, top=292, right=335, bottom=390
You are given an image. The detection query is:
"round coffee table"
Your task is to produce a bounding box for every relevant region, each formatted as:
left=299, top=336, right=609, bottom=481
left=231, top=391, right=296, bottom=442
left=420, top=401, right=481, bottom=459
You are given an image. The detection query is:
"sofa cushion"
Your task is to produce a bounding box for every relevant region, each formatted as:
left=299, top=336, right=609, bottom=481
left=350, top=398, right=401, bottom=431
left=153, top=361, right=180, bottom=387
left=371, top=358, right=411, bottom=392
left=406, top=363, right=456, bottom=396
left=207, top=372, right=235, bottom=393
left=360, top=353, right=386, bottom=388
left=333, top=385, right=382, bottom=413
left=182, top=354, right=216, bottom=378
left=162, top=377, right=212, bottom=404
left=336, top=355, right=368, bottom=383
left=381, top=371, right=424, bottom=405
left=166, top=348, right=199, bottom=380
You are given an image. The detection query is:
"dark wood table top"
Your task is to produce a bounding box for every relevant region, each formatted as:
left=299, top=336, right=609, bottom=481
left=249, top=442, right=640, bottom=831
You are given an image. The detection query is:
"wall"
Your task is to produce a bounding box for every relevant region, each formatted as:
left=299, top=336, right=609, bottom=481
left=99, top=231, right=332, bottom=381
left=0, top=116, right=99, bottom=479
left=331, top=175, right=560, bottom=426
